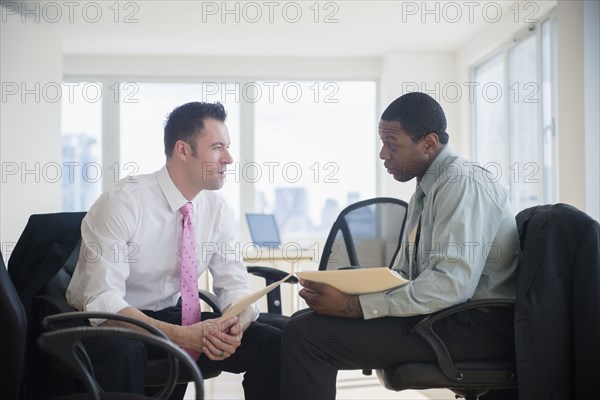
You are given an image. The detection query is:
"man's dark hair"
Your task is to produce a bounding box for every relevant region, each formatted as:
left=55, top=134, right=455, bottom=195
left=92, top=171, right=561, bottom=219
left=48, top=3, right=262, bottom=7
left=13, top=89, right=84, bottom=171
left=381, top=92, right=449, bottom=144
left=164, top=101, right=227, bottom=157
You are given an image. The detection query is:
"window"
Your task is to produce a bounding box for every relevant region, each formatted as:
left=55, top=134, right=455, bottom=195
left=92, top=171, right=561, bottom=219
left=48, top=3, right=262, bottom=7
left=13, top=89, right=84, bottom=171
left=253, top=81, right=377, bottom=242
left=508, top=33, right=542, bottom=210
left=61, top=81, right=103, bottom=211
left=61, top=79, right=377, bottom=242
left=472, top=14, right=557, bottom=212
left=473, top=53, right=506, bottom=177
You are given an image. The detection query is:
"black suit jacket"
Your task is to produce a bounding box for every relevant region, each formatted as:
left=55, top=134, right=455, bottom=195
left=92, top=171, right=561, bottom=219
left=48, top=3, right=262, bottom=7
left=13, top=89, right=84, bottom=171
left=8, top=212, right=85, bottom=321
left=515, top=204, right=600, bottom=400
left=7, top=212, right=85, bottom=400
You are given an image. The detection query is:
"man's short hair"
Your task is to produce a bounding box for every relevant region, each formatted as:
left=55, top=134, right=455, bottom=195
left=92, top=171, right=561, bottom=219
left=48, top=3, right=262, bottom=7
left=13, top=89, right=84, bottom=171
left=164, top=102, right=227, bottom=157
left=381, top=92, right=449, bottom=144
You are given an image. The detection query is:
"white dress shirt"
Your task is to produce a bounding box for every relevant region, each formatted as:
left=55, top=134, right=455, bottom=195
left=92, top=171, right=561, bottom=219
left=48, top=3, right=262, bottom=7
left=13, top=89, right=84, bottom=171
left=359, top=146, right=520, bottom=319
left=66, top=166, right=257, bottom=320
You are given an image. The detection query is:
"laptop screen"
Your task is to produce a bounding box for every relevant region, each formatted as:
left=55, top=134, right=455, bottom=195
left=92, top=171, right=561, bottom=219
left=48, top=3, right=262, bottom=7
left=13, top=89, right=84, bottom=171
left=245, top=213, right=282, bottom=247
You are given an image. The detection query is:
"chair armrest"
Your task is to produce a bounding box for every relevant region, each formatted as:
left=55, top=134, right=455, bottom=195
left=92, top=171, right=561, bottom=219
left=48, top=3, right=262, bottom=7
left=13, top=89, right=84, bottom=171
left=42, top=311, right=168, bottom=339
left=412, top=299, right=515, bottom=383
left=247, top=266, right=299, bottom=284
left=199, top=290, right=221, bottom=314
left=414, top=299, right=515, bottom=332
left=37, top=325, right=203, bottom=400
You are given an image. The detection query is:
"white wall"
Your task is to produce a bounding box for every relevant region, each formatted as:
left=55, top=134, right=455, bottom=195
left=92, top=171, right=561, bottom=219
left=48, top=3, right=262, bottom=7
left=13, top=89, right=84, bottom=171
left=0, top=16, right=63, bottom=258
left=64, top=55, right=380, bottom=81
left=584, top=0, right=600, bottom=221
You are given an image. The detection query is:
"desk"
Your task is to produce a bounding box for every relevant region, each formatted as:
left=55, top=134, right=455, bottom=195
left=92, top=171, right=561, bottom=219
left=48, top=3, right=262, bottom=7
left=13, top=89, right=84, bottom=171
left=243, top=246, right=316, bottom=313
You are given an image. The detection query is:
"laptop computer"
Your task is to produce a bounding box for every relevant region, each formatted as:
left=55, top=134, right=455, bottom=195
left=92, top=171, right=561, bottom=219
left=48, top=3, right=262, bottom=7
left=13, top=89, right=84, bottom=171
left=245, top=213, right=282, bottom=248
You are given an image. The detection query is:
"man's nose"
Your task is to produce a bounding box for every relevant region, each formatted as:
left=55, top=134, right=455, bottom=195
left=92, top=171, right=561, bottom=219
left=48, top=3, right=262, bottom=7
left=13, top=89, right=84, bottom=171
left=222, top=148, right=234, bottom=164
left=379, top=146, right=388, bottom=160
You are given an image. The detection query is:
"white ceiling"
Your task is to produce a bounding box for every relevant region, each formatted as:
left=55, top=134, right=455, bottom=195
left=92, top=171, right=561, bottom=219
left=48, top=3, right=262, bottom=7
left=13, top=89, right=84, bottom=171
left=17, top=0, right=554, bottom=57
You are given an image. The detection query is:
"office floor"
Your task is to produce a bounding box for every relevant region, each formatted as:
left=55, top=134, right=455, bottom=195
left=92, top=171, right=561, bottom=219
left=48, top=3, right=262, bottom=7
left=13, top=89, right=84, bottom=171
left=184, top=370, right=456, bottom=399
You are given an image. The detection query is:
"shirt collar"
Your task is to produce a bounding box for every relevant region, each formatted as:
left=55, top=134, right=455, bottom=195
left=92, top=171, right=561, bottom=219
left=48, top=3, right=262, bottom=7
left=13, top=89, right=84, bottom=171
left=157, top=166, right=189, bottom=213
left=418, top=145, right=456, bottom=198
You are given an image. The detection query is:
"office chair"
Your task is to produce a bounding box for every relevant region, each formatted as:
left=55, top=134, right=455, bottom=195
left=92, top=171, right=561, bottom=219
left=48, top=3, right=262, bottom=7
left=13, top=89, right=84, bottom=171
left=247, top=197, right=408, bottom=325
left=6, top=212, right=217, bottom=399
left=38, top=312, right=204, bottom=400
left=317, top=197, right=408, bottom=270
left=1, top=250, right=27, bottom=400
left=3, top=248, right=205, bottom=400
left=376, top=203, right=600, bottom=400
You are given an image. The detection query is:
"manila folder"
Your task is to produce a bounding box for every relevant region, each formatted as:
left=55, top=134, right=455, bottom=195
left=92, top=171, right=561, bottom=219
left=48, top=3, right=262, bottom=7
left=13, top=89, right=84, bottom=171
left=296, top=268, right=408, bottom=295
left=217, top=273, right=292, bottom=322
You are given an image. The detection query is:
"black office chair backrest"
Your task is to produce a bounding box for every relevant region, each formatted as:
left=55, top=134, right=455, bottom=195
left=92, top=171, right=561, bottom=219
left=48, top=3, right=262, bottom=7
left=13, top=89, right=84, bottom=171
left=319, top=197, right=408, bottom=270
left=1, top=251, right=28, bottom=400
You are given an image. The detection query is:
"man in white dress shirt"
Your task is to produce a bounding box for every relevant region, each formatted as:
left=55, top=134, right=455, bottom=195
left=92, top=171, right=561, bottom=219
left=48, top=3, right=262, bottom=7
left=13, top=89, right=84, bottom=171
left=67, top=102, right=280, bottom=399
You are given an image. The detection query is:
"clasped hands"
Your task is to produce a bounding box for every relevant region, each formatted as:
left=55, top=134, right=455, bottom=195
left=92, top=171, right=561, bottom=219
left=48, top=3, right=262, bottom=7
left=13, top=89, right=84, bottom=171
left=182, top=306, right=252, bottom=361
left=299, top=279, right=363, bottom=318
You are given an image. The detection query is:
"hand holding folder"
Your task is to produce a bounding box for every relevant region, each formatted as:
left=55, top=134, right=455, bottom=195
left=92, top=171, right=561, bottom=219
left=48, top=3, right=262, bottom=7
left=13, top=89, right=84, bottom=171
left=296, top=267, right=409, bottom=295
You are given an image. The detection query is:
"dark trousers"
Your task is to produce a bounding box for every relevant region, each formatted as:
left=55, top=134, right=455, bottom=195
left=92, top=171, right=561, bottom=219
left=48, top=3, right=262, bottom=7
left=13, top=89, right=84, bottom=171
left=85, top=306, right=281, bottom=400
left=281, top=308, right=516, bottom=400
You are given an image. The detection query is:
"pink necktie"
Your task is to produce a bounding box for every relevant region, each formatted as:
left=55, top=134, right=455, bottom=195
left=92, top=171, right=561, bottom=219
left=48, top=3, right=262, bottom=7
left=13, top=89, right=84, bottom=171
left=180, top=202, right=201, bottom=360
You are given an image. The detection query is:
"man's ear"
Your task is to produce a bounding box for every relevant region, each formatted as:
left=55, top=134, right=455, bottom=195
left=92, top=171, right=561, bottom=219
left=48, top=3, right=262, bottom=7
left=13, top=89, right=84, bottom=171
left=174, top=140, right=189, bottom=161
left=422, top=133, right=440, bottom=153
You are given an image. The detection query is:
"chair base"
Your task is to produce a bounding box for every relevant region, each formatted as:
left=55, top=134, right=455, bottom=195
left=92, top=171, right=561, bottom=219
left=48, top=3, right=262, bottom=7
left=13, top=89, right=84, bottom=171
left=451, top=388, right=489, bottom=400
left=376, top=362, right=516, bottom=398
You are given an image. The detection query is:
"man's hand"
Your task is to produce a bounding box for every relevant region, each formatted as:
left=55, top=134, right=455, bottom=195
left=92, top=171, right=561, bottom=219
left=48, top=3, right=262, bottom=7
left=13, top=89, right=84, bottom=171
left=183, top=317, right=242, bottom=360
left=112, top=306, right=243, bottom=361
left=299, top=279, right=363, bottom=318
left=222, top=305, right=253, bottom=343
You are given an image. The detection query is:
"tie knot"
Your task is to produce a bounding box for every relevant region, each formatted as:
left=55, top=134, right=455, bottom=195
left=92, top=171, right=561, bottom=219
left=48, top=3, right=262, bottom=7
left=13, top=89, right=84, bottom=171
left=180, top=202, right=193, bottom=217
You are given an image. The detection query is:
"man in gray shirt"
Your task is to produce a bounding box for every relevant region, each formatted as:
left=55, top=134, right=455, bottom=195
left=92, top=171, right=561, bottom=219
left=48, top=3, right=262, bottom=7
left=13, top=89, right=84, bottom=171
left=281, top=92, right=519, bottom=399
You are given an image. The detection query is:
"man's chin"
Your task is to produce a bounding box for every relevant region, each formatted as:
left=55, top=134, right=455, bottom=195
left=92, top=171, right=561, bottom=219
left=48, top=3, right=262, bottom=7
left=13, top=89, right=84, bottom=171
left=202, top=181, right=224, bottom=191
left=392, top=173, right=413, bottom=183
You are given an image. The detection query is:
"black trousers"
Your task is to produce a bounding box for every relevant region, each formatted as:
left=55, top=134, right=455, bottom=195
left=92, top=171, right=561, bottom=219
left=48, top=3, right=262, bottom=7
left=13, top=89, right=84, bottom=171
left=84, top=306, right=281, bottom=400
left=281, top=308, right=516, bottom=400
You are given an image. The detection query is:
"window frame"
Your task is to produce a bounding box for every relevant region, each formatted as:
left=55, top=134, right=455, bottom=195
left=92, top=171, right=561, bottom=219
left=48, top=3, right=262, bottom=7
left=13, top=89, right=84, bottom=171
left=61, top=76, right=380, bottom=239
left=470, top=10, right=558, bottom=210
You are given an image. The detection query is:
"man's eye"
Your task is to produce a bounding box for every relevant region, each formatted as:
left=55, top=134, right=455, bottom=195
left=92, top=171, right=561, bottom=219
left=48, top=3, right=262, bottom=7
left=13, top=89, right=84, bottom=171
left=382, top=141, right=395, bottom=150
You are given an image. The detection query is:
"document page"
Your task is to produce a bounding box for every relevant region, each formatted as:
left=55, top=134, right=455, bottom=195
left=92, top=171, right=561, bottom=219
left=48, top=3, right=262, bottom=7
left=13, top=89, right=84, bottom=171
left=296, top=267, right=408, bottom=294
left=217, top=273, right=292, bottom=321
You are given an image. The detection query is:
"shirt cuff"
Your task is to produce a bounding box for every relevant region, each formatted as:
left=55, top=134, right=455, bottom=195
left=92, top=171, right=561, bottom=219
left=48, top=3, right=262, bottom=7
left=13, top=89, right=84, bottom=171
left=359, top=292, right=389, bottom=320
